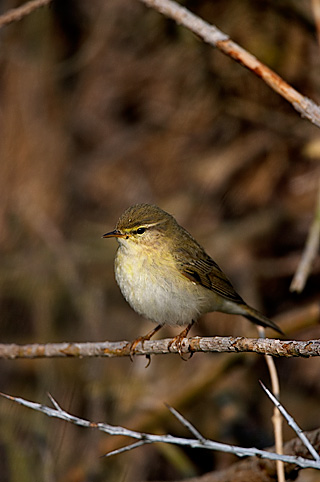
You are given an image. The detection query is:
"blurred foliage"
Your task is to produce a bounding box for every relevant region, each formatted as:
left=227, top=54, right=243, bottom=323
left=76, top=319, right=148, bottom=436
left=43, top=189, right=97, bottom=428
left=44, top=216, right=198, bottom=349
left=0, top=0, right=320, bottom=481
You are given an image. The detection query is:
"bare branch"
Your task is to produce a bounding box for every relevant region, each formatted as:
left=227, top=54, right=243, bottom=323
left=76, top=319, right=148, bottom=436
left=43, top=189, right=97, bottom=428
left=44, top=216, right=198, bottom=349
left=176, top=428, right=320, bottom=482
left=258, top=327, right=285, bottom=482
left=165, top=404, right=206, bottom=442
left=0, top=0, right=52, bottom=28
left=260, top=381, right=320, bottom=462
left=139, top=0, right=320, bottom=128
left=104, top=440, right=150, bottom=458
left=0, top=336, right=319, bottom=359
left=290, top=181, right=320, bottom=292
left=312, top=0, right=320, bottom=50
left=1, top=392, right=320, bottom=470
left=1, top=0, right=320, bottom=129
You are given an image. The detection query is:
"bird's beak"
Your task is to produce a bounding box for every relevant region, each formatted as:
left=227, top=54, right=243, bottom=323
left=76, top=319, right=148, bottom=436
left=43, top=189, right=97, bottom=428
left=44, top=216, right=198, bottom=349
left=102, top=229, right=127, bottom=238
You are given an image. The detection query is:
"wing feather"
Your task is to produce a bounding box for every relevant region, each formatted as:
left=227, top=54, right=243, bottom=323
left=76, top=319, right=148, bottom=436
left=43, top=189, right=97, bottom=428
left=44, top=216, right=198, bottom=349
left=173, top=244, right=244, bottom=304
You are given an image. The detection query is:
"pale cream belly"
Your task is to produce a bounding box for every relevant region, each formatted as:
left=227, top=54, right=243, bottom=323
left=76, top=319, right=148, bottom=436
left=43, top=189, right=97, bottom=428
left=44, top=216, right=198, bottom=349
left=114, top=245, right=226, bottom=326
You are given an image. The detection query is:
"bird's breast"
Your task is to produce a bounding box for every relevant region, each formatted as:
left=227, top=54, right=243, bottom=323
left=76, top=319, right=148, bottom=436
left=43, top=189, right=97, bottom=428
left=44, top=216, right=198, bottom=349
left=114, top=242, right=211, bottom=326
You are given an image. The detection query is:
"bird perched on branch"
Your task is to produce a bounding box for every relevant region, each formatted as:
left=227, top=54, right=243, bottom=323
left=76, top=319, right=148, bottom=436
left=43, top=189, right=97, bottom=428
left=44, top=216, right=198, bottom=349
left=103, top=204, right=283, bottom=355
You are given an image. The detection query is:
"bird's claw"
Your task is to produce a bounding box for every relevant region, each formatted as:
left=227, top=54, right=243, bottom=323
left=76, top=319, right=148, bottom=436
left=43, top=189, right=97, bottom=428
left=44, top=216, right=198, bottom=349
left=168, top=334, right=193, bottom=360
left=127, top=324, right=163, bottom=363
left=167, top=321, right=195, bottom=360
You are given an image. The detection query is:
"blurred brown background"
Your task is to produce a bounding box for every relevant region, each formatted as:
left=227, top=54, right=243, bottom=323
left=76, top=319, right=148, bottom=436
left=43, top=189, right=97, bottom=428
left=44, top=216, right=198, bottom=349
left=0, top=1, right=320, bottom=481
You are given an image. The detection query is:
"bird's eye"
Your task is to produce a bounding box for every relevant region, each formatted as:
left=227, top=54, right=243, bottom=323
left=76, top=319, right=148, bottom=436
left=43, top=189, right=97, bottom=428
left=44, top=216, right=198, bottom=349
left=136, top=227, right=146, bottom=235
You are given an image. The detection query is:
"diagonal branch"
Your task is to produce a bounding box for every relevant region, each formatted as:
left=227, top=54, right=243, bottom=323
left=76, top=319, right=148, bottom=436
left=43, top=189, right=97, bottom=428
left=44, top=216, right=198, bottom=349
left=140, top=0, right=320, bottom=128
left=260, top=381, right=320, bottom=462
left=290, top=180, right=320, bottom=293
left=0, top=0, right=51, bottom=28
left=165, top=404, right=206, bottom=443
left=0, top=0, right=320, bottom=128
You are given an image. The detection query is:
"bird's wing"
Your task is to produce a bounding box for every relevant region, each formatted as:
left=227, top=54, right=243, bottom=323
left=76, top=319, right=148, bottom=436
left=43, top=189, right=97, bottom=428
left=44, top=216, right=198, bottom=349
left=174, top=248, right=244, bottom=304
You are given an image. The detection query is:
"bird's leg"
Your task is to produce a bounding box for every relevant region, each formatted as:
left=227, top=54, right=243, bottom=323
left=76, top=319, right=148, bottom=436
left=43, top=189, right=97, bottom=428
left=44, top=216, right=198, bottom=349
left=129, top=324, right=163, bottom=361
left=168, top=320, right=195, bottom=359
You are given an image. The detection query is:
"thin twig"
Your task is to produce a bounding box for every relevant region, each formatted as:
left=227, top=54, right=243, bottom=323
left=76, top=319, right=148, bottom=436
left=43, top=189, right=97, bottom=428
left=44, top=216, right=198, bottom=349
left=166, top=404, right=206, bottom=442
left=104, top=440, right=150, bottom=458
left=290, top=180, right=320, bottom=292
left=266, top=356, right=285, bottom=482
left=312, top=0, right=320, bottom=49
left=0, top=0, right=52, bottom=28
left=259, top=327, right=285, bottom=482
left=139, top=0, right=320, bottom=128
left=260, top=381, right=320, bottom=462
left=1, top=392, right=320, bottom=470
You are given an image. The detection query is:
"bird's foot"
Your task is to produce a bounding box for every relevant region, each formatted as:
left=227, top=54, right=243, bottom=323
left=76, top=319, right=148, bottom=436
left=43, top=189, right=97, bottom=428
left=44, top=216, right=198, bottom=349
left=168, top=321, right=194, bottom=360
left=128, top=324, right=162, bottom=362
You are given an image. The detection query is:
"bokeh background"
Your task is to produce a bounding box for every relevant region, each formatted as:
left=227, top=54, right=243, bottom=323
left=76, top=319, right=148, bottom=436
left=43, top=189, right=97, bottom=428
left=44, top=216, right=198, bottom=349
left=0, top=1, right=320, bottom=481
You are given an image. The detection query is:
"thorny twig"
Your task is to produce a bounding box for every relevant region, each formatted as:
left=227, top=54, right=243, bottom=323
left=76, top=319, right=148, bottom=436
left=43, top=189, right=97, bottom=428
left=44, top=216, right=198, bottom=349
left=1, top=392, right=319, bottom=469
left=260, top=381, right=320, bottom=462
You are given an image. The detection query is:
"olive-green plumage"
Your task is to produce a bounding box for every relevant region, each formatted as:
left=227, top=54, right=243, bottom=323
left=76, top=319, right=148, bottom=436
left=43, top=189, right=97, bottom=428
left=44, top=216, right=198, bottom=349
left=104, top=203, right=283, bottom=335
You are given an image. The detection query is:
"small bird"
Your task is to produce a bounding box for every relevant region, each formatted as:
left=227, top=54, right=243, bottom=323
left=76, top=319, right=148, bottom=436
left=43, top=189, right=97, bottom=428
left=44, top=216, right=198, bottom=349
left=103, top=204, right=282, bottom=354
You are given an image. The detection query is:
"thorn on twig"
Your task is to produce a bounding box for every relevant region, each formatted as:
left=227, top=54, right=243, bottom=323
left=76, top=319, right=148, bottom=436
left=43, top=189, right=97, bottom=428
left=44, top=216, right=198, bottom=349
left=260, top=380, right=320, bottom=462
left=165, top=403, right=206, bottom=442
left=102, top=440, right=148, bottom=458
left=47, top=393, right=61, bottom=411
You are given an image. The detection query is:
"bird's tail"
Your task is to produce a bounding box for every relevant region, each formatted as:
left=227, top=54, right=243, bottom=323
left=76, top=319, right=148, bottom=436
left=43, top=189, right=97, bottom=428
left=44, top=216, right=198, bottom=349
left=241, top=304, right=284, bottom=335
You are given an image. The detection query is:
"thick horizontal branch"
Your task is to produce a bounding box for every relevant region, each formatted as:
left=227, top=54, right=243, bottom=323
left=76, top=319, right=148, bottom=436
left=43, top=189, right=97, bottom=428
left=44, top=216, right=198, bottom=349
left=0, top=336, right=319, bottom=359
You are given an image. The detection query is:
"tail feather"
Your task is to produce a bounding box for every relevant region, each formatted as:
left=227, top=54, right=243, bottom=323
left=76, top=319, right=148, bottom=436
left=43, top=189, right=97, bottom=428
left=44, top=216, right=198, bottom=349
left=241, top=304, right=284, bottom=335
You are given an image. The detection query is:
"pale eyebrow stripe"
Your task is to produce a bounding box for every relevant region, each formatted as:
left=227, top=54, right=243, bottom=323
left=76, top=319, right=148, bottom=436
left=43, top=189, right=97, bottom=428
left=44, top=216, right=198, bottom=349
left=143, top=220, right=167, bottom=228
left=122, top=218, right=169, bottom=232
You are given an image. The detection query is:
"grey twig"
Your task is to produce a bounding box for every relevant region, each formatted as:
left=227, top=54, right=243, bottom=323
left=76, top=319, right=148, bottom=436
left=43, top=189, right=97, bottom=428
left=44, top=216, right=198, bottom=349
left=165, top=404, right=206, bottom=442
left=1, top=392, right=320, bottom=470
left=105, top=440, right=150, bottom=458
left=260, top=381, right=320, bottom=462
